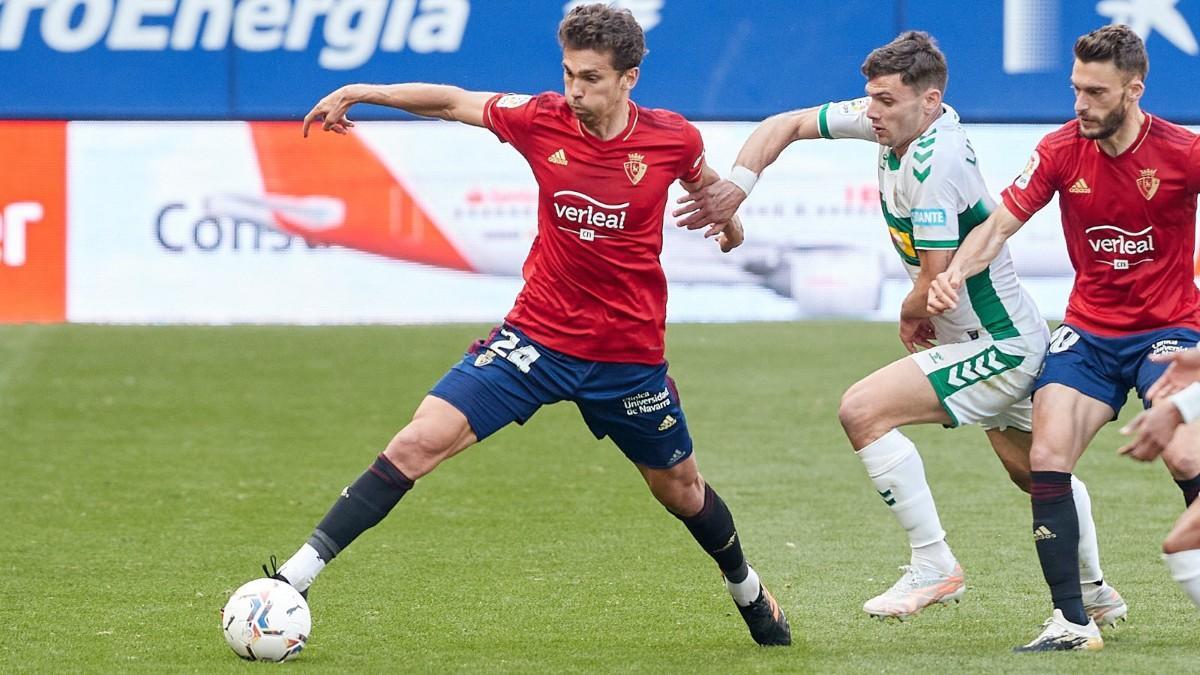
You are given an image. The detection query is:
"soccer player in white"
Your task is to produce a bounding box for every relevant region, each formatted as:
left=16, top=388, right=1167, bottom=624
left=674, top=31, right=1125, bottom=622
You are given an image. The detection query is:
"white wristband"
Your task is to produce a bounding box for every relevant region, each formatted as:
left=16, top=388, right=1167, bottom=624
left=727, top=165, right=759, bottom=197
left=1169, top=382, right=1200, bottom=424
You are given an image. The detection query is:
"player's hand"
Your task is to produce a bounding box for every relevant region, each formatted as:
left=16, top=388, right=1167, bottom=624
left=303, top=86, right=359, bottom=137
left=1118, top=402, right=1185, bottom=461
left=672, top=179, right=746, bottom=231
left=927, top=268, right=964, bottom=315
left=717, top=218, right=744, bottom=252
left=899, top=318, right=937, bottom=353
left=1145, top=348, right=1200, bottom=402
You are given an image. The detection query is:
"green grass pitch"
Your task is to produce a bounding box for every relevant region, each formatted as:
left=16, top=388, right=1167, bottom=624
left=0, top=322, right=1195, bottom=673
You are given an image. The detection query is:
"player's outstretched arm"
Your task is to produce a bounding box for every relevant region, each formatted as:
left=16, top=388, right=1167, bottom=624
left=927, top=204, right=1025, bottom=314
left=673, top=107, right=821, bottom=229
left=302, top=83, right=496, bottom=136
left=679, top=163, right=744, bottom=252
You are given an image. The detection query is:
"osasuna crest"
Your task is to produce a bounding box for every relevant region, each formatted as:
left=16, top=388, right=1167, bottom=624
left=1136, top=168, right=1160, bottom=201
left=474, top=350, right=496, bottom=367
left=624, top=153, right=648, bottom=185
left=496, top=94, right=532, bottom=109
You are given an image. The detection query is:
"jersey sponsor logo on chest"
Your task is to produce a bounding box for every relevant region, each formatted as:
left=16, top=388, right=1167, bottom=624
left=552, top=190, right=628, bottom=239
left=1084, top=224, right=1155, bottom=270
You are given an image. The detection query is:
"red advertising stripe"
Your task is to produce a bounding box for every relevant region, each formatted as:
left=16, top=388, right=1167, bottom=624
left=249, top=122, right=472, bottom=272
left=0, top=121, right=67, bottom=323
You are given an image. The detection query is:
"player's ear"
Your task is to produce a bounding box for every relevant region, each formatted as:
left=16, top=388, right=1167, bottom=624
left=923, top=87, right=943, bottom=113
left=621, top=66, right=640, bottom=92
left=1126, top=77, right=1145, bottom=102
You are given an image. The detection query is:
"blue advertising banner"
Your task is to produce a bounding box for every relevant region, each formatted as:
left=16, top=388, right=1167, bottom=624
left=1, top=0, right=1198, bottom=121
left=907, top=0, right=1200, bottom=122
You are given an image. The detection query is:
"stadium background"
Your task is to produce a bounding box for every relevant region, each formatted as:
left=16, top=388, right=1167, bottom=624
left=2, top=0, right=1199, bottom=324
left=4, top=1, right=1200, bottom=671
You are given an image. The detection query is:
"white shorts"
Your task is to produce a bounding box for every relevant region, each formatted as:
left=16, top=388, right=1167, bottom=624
left=910, top=330, right=1048, bottom=432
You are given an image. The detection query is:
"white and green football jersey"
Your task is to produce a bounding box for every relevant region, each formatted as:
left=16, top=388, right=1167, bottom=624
left=817, top=98, right=1043, bottom=344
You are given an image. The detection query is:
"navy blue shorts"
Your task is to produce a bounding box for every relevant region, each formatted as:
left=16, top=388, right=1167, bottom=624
left=428, top=324, right=693, bottom=469
left=1034, top=323, right=1200, bottom=416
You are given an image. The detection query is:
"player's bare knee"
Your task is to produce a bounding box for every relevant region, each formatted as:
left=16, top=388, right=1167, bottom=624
left=1028, top=441, right=1072, bottom=473
left=838, top=385, right=882, bottom=445
left=998, top=456, right=1032, bottom=492
left=382, top=423, right=456, bottom=479
left=650, top=470, right=704, bottom=517
left=1163, top=526, right=1200, bottom=554
left=1163, top=424, right=1200, bottom=479
left=1006, top=466, right=1032, bottom=493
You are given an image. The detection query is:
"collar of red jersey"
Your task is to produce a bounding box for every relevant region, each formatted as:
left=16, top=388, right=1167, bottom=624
left=575, top=101, right=639, bottom=144
left=1091, top=112, right=1154, bottom=157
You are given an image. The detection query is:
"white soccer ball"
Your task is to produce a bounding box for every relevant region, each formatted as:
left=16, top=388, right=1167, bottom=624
left=221, top=577, right=311, bottom=662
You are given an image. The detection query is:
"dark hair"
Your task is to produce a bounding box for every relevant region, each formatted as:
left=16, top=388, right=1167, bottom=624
left=558, top=3, right=646, bottom=71
left=861, top=31, right=948, bottom=93
left=1074, top=24, right=1148, bottom=80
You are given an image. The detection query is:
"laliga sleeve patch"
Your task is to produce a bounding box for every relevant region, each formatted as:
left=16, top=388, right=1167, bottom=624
left=840, top=97, right=870, bottom=114
left=496, top=94, right=533, bottom=109
left=1015, top=150, right=1040, bottom=190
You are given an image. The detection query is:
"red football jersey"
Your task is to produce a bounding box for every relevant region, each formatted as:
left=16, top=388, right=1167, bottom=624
left=1002, top=115, right=1200, bottom=335
left=482, top=92, right=705, bottom=364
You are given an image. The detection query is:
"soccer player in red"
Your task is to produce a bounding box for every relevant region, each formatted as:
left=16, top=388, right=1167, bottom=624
left=257, top=4, right=791, bottom=646
left=928, top=25, right=1200, bottom=651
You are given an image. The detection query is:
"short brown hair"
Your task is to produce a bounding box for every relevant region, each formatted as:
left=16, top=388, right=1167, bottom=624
left=1074, top=24, right=1148, bottom=80
left=861, top=31, right=948, bottom=93
left=558, top=3, right=646, bottom=72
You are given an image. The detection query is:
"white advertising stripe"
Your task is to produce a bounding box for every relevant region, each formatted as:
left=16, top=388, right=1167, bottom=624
left=60, top=120, right=1133, bottom=325
left=66, top=122, right=523, bottom=324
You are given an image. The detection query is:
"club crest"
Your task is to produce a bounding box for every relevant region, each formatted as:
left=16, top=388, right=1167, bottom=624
left=1136, top=168, right=1160, bottom=201
left=624, top=153, right=647, bottom=185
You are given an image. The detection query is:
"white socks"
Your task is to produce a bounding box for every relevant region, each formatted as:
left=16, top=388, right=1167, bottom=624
left=1164, top=549, right=1200, bottom=609
left=911, top=540, right=958, bottom=575
left=1071, top=475, right=1104, bottom=584
left=726, top=565, right=762, bottom=606
left=277, top=543, right=326, bottom=593
left=857, top=430, right=955, bottom=574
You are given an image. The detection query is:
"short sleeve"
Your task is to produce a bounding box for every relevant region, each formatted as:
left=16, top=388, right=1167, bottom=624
left=677, top=122, right=706, bottom=184
left=482, top=93, right=540, bottom=154
left=816, top=98, right=877, bottom=142
left=1188, top=136, right=1200, bottom=195
left=909, top=159, right=966, bottom=250
left=1001, top=136, right=1060, bottom=222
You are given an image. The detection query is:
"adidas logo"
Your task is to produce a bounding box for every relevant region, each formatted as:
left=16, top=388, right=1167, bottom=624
left=658, top=414, right=677, bottom=431
left=667, top=448, right=686, bottom=464
left=548, top=148, right=568, bottom=166
left=1033, top=525, right=1056, bottom=540
left=340, top=486, right=350, bottom=499
left=1069, top=178, right=1091, bottom=194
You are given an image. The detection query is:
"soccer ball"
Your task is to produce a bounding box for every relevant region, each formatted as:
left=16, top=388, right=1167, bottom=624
left=221, top=577, right=311, bottom=662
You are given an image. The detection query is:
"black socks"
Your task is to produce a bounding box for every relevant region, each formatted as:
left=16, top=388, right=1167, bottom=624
left=1031, top=471, right=1086, bottom=625
left=308, top=454, right=414, bottom=561
left=676, top=483, right=749, bottom=583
